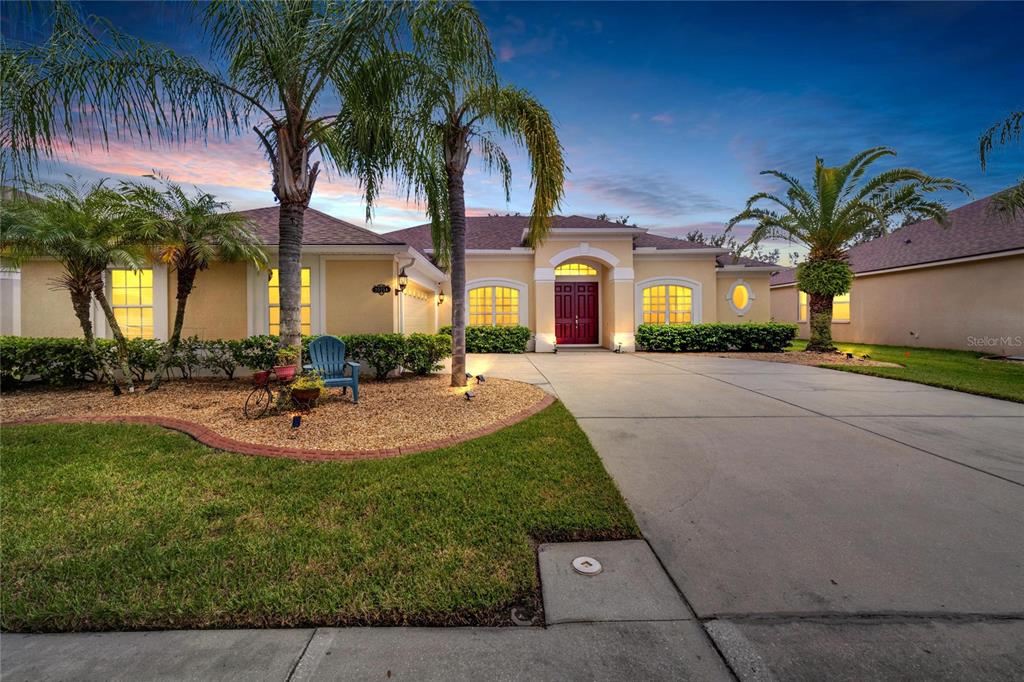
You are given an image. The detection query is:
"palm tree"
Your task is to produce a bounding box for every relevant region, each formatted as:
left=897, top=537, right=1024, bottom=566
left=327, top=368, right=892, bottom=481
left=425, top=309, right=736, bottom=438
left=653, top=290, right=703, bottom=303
left=391, top=10, right=566, bottom=387
left=727, top=147, right=967, bottom=352
left=979, top=110, right=1023, bottom=218
left=122, top=177, right=268, bottom=392
left=0, top=178, right=151, bottom=393
left=1, top=1, right=418, bottom=354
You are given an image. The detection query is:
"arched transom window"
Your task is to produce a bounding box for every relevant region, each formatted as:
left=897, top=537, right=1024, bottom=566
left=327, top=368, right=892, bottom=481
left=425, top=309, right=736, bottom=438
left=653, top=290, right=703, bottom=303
left=554, top=262, right=597, bottom=276
left=469, top=286, right=520, bottom=326
left=642, top=284, right=693, bottom=324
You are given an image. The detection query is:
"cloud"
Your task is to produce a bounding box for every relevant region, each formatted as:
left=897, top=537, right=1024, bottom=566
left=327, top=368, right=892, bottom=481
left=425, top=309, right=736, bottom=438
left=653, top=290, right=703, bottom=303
left=575, top=173, right=731, bottom=219
left=650, top=113, right=675, bottom=126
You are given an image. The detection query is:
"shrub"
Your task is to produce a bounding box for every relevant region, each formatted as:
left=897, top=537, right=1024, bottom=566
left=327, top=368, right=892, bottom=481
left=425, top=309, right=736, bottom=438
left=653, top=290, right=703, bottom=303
left=344, top=333, right=406, bottom=380
left=440, top=325, right=532, bottom=353
left=231, top=335, right=279, bottom=371
left=0, top=332, right=454, bottom=388
left=635, top=323, right=798, bottom=353
left=0, top=336, right=98, bottom=387
left=796, top=258, right=853, bottom=297
left=404, top=333, right=453, bottom=375
left=201, top=339, right=240, bottom=379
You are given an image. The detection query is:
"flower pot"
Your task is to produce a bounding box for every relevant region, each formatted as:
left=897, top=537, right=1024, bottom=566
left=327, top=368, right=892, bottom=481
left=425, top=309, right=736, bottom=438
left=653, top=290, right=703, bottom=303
left=274, top=364, right=297, bottom=381
left=290, top=387, right=321, bottom=407
left=252, top=370, right=270, bottom=387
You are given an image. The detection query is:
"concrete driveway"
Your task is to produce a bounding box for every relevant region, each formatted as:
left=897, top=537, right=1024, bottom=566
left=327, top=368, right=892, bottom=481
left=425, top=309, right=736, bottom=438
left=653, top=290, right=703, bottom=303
left=469, top=350, right=1024, bottom=680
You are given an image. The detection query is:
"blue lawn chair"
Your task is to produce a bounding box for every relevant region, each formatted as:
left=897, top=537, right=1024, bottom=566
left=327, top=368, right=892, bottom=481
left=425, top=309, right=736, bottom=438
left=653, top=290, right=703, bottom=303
left=305, top=336, right=360, bottom=403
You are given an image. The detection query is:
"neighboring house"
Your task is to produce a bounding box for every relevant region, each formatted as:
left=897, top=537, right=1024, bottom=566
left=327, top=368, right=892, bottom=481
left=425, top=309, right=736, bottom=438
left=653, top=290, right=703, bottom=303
left=9, top=209, right=778, bottom=351
left=387, top=214, right=777, bottom=351
left=771, top=191, right=1024, bottom=355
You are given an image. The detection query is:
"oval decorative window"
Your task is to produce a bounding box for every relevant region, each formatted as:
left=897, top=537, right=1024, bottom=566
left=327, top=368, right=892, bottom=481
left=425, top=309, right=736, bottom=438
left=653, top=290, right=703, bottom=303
left=727, top=280, right=754, bottom=315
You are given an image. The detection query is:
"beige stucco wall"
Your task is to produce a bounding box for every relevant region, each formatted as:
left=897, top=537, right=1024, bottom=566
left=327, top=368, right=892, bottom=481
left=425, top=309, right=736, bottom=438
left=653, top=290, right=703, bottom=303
left=19, top=261, right=82, bottom=338
left=324, top=259, right=396, bottom=334
left=771, top=254, right=1024, bottom=353
left=715, top=273, right=773, bottom=323
left=633, top=257, right=720, bottom=324
left=174, top=261, right=249, bottom=339
left=465, top=257, right=535, bottom=330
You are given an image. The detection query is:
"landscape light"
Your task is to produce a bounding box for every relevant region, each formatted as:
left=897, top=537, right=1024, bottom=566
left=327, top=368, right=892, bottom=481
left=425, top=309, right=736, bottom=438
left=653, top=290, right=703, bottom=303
left=465, top=391, right=475, bottom=401
left=476, top=374, right=486, bottom=383
left=291, top=415, right=302, bottom=429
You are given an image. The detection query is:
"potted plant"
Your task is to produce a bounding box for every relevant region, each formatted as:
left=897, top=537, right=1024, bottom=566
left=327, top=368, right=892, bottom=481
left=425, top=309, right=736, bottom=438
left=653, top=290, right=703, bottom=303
left=290, top=370, right=325, bottom=408
left=273, top=346, right=299, bottom=381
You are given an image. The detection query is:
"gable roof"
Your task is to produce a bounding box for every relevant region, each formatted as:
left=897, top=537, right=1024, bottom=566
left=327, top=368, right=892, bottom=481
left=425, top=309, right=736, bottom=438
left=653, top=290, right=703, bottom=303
left=771, top=191, right=1024, bottom=285
left=237, top=207, right=402, bottom=246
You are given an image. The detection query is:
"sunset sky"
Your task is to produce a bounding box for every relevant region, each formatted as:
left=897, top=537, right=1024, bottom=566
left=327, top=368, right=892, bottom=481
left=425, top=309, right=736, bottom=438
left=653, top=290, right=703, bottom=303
left=4, top=1, right=1023, bottom=244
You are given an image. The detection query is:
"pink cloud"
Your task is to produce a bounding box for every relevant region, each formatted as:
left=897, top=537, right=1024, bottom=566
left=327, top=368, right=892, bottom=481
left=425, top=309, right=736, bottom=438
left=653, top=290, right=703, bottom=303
left=650, top=113, right=675, bottom=126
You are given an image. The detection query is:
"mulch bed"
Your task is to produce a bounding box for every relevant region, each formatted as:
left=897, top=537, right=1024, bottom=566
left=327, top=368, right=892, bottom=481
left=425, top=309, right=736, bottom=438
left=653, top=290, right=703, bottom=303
left=1, top=375, right=553, bottom=461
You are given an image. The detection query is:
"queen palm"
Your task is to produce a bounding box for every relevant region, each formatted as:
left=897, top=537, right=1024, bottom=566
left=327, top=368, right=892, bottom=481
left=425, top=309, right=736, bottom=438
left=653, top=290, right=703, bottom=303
left=727, top=147, right=967, bottom=351
left=122, top=177, right=268, bottom=392
left=1, top=1, right=420, bottom=353
left=0, top=178, right=150, bottom=393
left=391, top=10, right=566, bottom=387
left=979, top=110, right=1023, bottom=217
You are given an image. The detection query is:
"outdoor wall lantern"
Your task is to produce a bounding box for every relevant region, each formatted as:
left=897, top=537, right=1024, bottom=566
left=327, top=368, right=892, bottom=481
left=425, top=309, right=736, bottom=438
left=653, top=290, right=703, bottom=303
left=437, top=289, right=445, bottom=306
left=396, top=269, right=409, bottom=295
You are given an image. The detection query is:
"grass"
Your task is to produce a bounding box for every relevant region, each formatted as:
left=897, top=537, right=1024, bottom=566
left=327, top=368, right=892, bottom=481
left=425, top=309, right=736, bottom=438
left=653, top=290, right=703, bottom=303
left=0, top=402, right=638, bottom=632
left=788, top=339, right=1024, bottom=403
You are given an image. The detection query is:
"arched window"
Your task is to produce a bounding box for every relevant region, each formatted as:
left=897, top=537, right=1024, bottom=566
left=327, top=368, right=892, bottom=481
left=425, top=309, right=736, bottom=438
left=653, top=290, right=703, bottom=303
left=469, top=286, right=520, bottom=326
left=554, top=262, right=597, bottom=276
left=642, top=284, right=693, bottom=324
left=726, top=279, right=754, bottom=315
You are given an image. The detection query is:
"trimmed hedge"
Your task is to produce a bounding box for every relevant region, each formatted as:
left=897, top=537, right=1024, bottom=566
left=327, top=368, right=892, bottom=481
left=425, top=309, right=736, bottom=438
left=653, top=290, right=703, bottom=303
left=440, top=325, right=533, bottom=353
left=635, top=323, right=798, bottom=353
left=0, top=332, right=453, bottom=387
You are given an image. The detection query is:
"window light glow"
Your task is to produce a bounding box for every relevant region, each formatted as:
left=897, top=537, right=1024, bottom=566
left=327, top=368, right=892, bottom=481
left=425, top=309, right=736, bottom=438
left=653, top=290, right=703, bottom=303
left=731, top=283, right=750, bottom=311
left=554, top=262, right=597, bottom=276
left=269, top=267, right=311, bottom=335
left=110, top=269, right=154, bottom=338
left=642, top=284, right=692, bottom=325
left=832, top=292, right=851, bottom=322
left=798, top=291, right=808, bottom=323
left=468, top=286, right=519, bottom=326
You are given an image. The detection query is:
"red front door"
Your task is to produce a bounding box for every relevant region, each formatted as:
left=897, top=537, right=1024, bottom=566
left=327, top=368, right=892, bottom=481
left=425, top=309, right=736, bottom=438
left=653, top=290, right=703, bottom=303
left=555, top=282, right=599, bottom=344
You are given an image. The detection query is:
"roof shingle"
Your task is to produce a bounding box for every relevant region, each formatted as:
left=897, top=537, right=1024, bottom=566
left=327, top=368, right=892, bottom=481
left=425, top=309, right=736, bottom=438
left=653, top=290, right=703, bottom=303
left=238, top=207, right=402, bottom=246
left=771, top=191, right=1024, bottom=285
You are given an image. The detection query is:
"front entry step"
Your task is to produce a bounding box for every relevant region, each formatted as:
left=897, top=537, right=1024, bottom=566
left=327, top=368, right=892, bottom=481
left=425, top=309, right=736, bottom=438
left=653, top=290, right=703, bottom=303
left=538, top=540, right=693, bottom=624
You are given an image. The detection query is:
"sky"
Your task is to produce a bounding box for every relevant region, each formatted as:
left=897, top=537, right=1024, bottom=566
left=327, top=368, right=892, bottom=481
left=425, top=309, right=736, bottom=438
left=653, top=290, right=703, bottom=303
left=4, top=1, right=1023, bottom=252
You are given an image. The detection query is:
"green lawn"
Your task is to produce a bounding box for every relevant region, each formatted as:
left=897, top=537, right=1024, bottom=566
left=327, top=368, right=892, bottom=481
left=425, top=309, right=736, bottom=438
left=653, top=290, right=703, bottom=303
left=788, top=339, right=1024, bottom=403
left=0, top=402, right=638, bottom=632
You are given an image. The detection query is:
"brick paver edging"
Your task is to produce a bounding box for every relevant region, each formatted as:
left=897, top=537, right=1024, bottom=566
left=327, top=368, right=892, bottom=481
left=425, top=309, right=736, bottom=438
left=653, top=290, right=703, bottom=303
left=4, top=394, right=557, bottom=463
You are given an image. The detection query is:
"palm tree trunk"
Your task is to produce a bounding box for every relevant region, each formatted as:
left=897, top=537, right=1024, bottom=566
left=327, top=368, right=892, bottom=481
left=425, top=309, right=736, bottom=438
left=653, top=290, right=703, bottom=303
left=92, top=287, right=136, bottom=393
left=806, top=292, right=836, bottom=352
left=446, top=166, right=468, bottom=388
left=70, top=289, right=120, bottom=395
left=147, top=266, right=196, bottom=392
left=277, top=200, right=306, bottom=354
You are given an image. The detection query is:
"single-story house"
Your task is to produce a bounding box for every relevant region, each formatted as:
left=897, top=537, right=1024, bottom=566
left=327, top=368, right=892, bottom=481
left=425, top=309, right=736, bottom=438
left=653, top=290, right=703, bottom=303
left=770, top=191, right=1024, bottom=354
left=4, top=208, right=778, bottom=351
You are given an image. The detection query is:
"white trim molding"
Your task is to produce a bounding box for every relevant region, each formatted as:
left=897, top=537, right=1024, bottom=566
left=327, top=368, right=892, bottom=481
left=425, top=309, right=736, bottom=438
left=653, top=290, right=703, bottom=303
left=549, top=243, right=621, bottom=268
left=465, top=277, right=530, bottom=327
left=0, top=269, right=22, bottom=336
left=612, top=267, right=635, bottom=282
left=725, top=278, right=755, bottom=316
left=634, top=276, right=704, bottom=327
